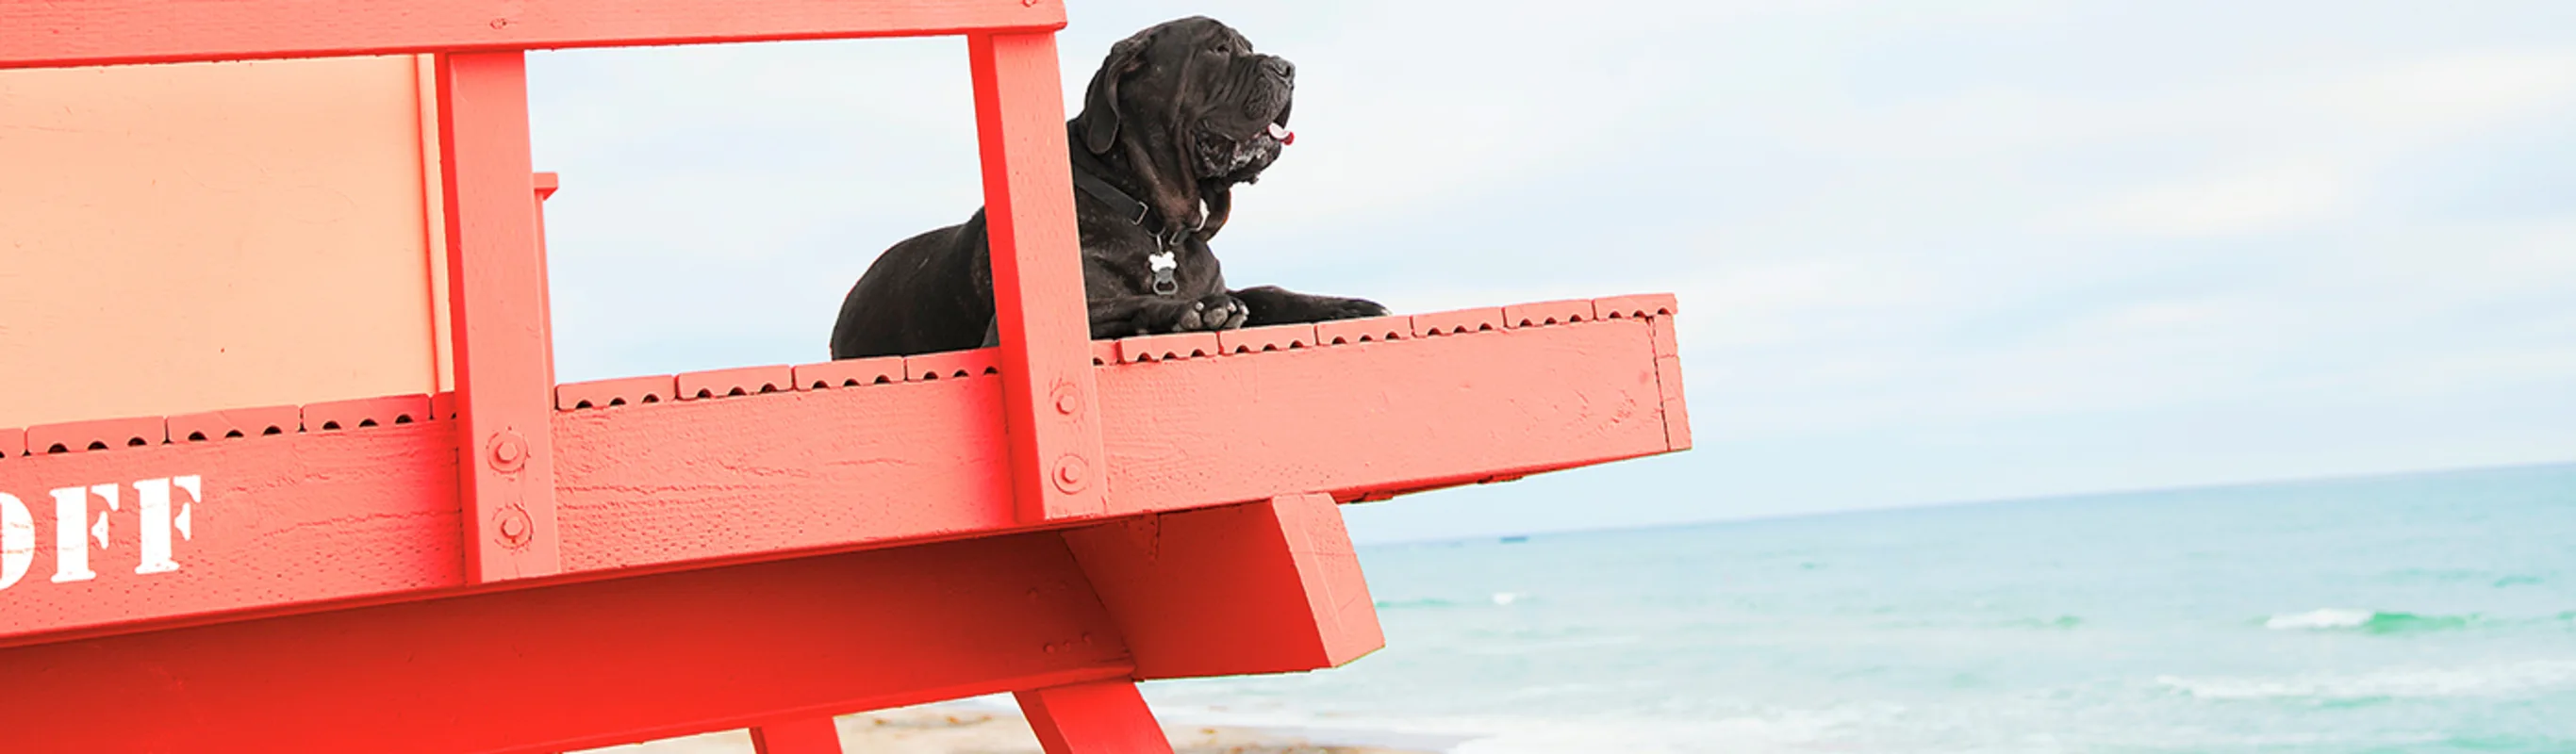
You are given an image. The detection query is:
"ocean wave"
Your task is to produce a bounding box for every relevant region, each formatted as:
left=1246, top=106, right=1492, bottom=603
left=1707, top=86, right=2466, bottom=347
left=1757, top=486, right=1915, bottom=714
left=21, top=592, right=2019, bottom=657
left=2158, top=660, right=2576, bottom=701
left=1374, top=592, right=1532, bottom=610
left=2262, top=608, right=2476, bottom=633
left=1374, top=598, right=1464, bottom=610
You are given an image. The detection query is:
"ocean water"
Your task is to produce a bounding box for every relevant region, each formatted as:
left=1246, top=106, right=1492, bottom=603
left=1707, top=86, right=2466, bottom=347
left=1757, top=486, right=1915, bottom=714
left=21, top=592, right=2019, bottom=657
left=1134, top=463, right=2576, bottom=753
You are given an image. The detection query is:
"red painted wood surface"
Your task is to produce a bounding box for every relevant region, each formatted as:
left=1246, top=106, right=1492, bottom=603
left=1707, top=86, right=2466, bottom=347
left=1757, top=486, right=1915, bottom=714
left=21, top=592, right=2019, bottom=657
left=1219, top=323, right=1318, bottom=354
left=25, top=417, right=164, bottom=454
left=795, top=356, right=905, bottom=390
left=1063, top=493, right=1382, bottom=679
left=678, top=365, right=794, bottom=400
left=1016, top=680, right=1177, bottom=754
left=555, top=375, right=677, bottom=410
left=0, top=307, right=1684, bottom=643
left=303, top=393, right=432, bottom=431
left=751, top=716, right=847, bottom=754
left=167, top=405, right=300, bottom=442
left=0, top=533, right=1135, bottom=753
left=969, top=32, right=1110, bottom=525
left=0, top=0, right=1067, bottom=70
left=438, top=51, right=561, bottom=582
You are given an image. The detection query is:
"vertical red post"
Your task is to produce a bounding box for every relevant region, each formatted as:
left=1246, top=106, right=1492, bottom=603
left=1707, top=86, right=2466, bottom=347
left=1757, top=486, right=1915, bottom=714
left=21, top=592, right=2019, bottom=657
left=1016, top=680, right=1175, bottom=754
left=750, top=717, right=845, bottom=754
left=968, top=32, right=1110, bottom=523
left=437, top=51, right=561, bottom=582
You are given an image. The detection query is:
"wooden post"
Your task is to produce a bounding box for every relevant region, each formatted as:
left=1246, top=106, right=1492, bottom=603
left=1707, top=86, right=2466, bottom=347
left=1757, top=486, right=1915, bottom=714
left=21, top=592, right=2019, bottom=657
left=967, top=31, right=1111, bottom=524
left=750, top=716, right=844, bottom=754
left=1016, top=679, right=1175, bottom=754
left=436, top=51, right=562, bottom=582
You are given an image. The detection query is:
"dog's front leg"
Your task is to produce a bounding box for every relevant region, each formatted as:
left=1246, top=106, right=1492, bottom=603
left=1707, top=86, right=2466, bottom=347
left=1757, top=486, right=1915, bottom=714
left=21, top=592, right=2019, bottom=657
left=1231, top=286, right=1391, bottom=326
left=1087, top=293, right=1251, bottom=338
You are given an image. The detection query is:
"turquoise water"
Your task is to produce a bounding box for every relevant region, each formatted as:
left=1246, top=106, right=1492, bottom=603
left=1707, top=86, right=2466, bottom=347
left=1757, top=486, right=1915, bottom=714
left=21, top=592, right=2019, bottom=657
left=1137, top=463, right=2576, bottom=752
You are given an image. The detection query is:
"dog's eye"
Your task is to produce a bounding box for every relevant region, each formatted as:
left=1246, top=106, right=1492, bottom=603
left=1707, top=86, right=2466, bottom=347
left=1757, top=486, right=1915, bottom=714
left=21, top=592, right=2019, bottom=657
left=1207, top=44, right=1230, bottom=56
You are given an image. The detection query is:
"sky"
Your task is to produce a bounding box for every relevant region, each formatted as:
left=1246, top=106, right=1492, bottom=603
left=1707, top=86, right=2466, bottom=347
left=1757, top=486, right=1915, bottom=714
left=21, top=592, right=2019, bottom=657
left=521, top=1, right=2576, bottom=544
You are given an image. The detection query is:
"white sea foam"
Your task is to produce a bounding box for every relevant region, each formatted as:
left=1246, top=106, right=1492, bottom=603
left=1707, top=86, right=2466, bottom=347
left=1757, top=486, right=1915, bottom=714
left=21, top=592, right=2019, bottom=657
left=2264, top=608, right=2376, bottom=630
left=2159, top=660, right=2576, bottom=700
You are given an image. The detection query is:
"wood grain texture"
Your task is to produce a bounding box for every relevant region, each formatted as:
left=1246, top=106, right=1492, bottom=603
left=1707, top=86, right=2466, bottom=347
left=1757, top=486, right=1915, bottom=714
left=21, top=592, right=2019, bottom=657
left=1016, top=680, right=1177, bottom=754
left=970, top=32, right=1109, bottom=524
left=0, top=533, right=1133, bottom=754
left=1097, top=320, right=1674, bottom=509
left=0, top=0, right=1067, bottom=70
left=438, top=51, right=560, bottom=582
left=0, top=422, right=463, bottom=646
left=1061, top=494, right=1382, bottom=680
left=551, top=379, right=1015, bottom=573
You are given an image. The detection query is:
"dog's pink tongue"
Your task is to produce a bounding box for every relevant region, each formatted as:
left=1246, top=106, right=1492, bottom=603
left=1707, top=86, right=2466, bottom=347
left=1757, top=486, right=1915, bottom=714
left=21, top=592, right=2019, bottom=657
left=1268, top=122, right=1295, bottom=146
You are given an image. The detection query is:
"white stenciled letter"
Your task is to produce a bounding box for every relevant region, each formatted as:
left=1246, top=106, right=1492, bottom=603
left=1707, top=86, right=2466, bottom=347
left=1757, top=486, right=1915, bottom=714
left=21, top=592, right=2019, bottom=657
left=173, top=475, right=200, bottom=543
left=134, top=478, right=181, bottom=575
left=0, top=493, right=32, bottom=590
left=50, top=486, right=94, bottom=583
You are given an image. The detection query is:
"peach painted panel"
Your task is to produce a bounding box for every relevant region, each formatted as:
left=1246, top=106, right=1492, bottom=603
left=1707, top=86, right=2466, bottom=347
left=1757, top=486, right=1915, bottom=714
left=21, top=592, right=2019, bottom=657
left=0, top=56, right=446, bottom=428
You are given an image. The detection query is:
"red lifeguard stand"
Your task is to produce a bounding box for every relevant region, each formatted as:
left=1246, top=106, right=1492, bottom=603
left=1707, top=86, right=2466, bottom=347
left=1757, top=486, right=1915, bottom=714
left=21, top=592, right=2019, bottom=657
left=0, top=3, right=1691, bottom=751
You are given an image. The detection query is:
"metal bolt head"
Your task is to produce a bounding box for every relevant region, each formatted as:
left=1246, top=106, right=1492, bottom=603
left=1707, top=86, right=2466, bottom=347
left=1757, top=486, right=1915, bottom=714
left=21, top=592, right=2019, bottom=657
left=488, top=431, right=528, bottom=473
left=1052, top=454, right=1089, bottom=493
left=494, top=505, right=533, bottom=548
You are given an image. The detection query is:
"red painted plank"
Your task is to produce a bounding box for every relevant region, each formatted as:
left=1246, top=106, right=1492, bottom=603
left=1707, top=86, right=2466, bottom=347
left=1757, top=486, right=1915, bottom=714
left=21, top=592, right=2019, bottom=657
left=1314, top=316, right=1411, bottom=345
left=1657, top=354, right=1693, bottom=451
left=1117, top=332, right=1220, bottom=363
left=0, top=422, right=463, bottom=643
left=1062, top=494, right=1382, bottom=679
left=1098, top=320, right=1674, bottom=508
left=678, top=365, right=793, bottom=400
left=555, top=375, right=678, bottom=410
left=0, top=0, right=1068, bottom=70
left=552, top=379, right=1012, bottom=573
left=25, top=417, right=164, bottom=454
left=0, top=428, right=22, bottom=459
left=1411, top=307, right=1506, bottom=337
left=1016, top=680, right=1175, bottom=754
left=168, top=405, right=301, bottom=442
left=0, top=534, right=1134, bottom=754
left=794, top=357, right=904, bottom=390
left=1594, top=293, right=1678, bottom=320
left=905, top=348, right=1000, bottom=382
left=971, top=31, right=1109, bottom=525
left=432, top=390, right=458, bottom=422
left=439, top=51, right=560, bottom=582
left=1091, top=339, right=1122, bottom=367
left=1217, top=323, right=1316, bottom=354
left=304, top=394, right=433, bottom=431
left=751, top=717, right=845, bottom=754
left=1505, top=299, right=1597, bottom=328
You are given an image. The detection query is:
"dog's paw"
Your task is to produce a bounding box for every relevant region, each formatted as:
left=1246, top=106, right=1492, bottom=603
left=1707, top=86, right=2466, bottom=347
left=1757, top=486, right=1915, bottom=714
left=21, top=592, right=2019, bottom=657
left=1319, top=297, right=1392, bottom=320
left=1157, top=294, right=1250, bottom=334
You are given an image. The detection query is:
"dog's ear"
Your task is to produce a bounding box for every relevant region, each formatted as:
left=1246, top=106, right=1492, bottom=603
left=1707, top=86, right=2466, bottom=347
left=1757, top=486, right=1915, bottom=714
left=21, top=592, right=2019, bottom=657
left=1079, top=31, right=1153, bottom=155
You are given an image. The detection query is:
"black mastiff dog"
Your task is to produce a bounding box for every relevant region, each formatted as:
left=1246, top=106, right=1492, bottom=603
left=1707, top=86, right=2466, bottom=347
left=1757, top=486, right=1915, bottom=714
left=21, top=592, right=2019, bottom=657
left=829, top=16, right=1389, bottom=359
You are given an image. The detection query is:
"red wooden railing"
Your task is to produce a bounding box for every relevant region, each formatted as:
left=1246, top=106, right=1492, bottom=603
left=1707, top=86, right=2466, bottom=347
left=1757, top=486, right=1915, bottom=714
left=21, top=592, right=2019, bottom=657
left=0, top=2, right=1691, bottom=752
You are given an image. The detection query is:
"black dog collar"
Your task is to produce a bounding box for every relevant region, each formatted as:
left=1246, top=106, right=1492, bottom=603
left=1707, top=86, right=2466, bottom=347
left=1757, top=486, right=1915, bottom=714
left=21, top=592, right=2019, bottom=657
left=1072, top=171, right=1183, bottom=296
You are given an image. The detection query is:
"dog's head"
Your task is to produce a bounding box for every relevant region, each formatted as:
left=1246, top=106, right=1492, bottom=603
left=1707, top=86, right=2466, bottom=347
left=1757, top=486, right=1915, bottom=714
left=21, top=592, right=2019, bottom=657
left=1075, top=16, right=1296, bottom=241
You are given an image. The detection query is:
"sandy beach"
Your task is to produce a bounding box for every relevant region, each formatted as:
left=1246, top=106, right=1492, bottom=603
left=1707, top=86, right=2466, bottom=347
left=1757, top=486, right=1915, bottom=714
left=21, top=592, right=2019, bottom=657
left=581, top=702, right=1438, bottom=754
